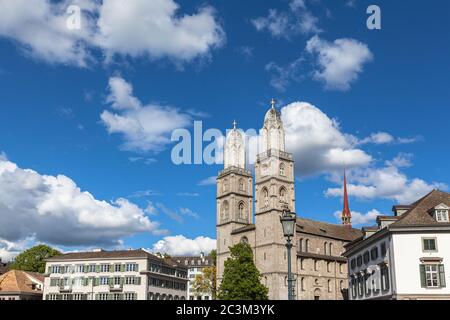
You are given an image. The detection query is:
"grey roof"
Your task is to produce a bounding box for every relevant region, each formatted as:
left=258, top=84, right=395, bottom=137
left=390, top=190, right=450, bottom=227
left=46, top=249, right=186, bottom=269
left=296, top=217, right=363, bottom=241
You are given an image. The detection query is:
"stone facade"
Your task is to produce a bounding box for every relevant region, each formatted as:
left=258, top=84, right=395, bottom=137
left=216, top=103, right=362, bottom=300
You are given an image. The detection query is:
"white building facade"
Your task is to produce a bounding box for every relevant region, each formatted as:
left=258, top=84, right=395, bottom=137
left=43, top=249, right=188, bottom=300
left=344, top=190, right=450, bottom=300
left=175, top=253, right=213, bottom=300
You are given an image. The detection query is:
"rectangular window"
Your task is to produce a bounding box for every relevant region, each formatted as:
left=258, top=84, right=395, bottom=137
left=350, top=259, right=356, bottom=270
left=100, top=264, right=110, bottom=272
left=422, top=238, right=437, bottom=252
left=357, top=256, right=363, bottom=267
left=126, top=263, right=137, bottom=272
left=100, top=277, right=109, bottom=285
left=115, top=264, right=122, bottom=272
left=89, top=264, right=96, bottom=273
left=381, top=243, right=387, bottom=256
left=363, top=252, right=370, bottom=264
left=371, top=247, right=379, bottom=260
left=124, top=292, right=136, bottom=300
left=425, top=265, right=439, bottom=287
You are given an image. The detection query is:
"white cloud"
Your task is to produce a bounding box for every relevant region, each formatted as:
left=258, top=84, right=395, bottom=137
left=198, top=176, right=217, bottom=186
left=334, top=209, right=381, bottom=226
left=151, top=235, right=216, bottom=256
left=325, top=155, right=448, bottom=203
left=0, top=157, right=163, bottom=259
left=265, top=57, right=304, bottom=92
left=281, top=102, right=372, bottom=176
left=252, top=0, right=321, bottom=39
left=0, top=0, right=224, bottom=67
left=359, top=132, right=394, bottom=145
left=101, top=76, right=192, bottom=153
left=358, top=132, right=422, bottom=145
left=306, top=35, right=373, bottom=91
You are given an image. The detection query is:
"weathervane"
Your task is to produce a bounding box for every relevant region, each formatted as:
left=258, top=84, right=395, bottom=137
left=270, top=98, right=276, bottom=109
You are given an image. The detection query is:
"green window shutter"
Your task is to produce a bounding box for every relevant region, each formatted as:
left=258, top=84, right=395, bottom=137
left=136, top=277, right=141, bottom=285
left=47, top=267, right=51, bottom=274
left=120, top=277, right=125, bottom=285
left=439, top=265, right=446, bottom=288
left=108, top=277, right=113, bottom=285
left=83, top=265, right=88, bottom=273
left=96, top=265, right=100, bottom=273
left=95, top=278, right=100, bottom=286
left=95, top=294, right=99, bottom=300
left=420, top=265, right=426, bottom=288
left=121, top=264, right=125, bottom=272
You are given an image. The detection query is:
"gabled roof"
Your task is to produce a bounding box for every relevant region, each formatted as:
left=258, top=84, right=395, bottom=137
left=296, top=217, right=363, bottom=241
left=0, top=270, right=43, bottom=294
left=390, top=190, right=450, bottom=227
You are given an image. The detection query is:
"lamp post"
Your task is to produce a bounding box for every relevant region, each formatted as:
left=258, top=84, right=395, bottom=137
left=280, top=204, right=296, bottom=300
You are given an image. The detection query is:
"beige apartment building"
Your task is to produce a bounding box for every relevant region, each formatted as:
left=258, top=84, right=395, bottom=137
left=0, top=270, right=44, bottom=300
left=43, top=249, right=188, bottom=300
left=217, top=102, right=362, bottom=300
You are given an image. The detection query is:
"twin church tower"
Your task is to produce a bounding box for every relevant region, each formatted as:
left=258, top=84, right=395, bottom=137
left=216, top=101, right=354, bottom=300
left=216, top=101, right=296, bottom=300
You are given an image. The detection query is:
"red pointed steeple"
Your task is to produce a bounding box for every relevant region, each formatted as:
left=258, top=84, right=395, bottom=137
left=342, top=170, right=352, bottom=227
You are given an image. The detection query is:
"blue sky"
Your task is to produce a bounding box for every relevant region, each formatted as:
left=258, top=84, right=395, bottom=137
left=0, top=0, right=449, bottom=260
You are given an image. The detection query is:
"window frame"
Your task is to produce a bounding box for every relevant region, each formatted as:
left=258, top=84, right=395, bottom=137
left=422, top=237, right=438, bottom=252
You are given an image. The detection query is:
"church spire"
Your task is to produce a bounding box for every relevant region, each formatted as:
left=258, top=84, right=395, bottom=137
left=342, top=169, right=352, bottom=227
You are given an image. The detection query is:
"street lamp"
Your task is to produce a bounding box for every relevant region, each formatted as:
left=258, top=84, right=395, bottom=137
left=280, top=204, right=296, bottom=300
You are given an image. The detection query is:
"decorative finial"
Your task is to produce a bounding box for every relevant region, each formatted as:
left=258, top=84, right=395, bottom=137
left=232, top=119, right=237, bottom=129
left=270, top=98, right=276, bottom=109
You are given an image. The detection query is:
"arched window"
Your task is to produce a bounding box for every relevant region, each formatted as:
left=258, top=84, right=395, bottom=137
left=223, top=178, right=229, bottom=192
left=329, top=243, right=333, bottom=256
left=328, top=280, right=332, bottom=292
left=301, top=277, right=305, bottom=291
left=324, top=242, right=328, bottom=255
left=261, top=187, right=269, bottom=208
left=238, top=178, right=245, bottom=191
left=279, top=187, right=287, bottom=203
left=299, top=238, right=303, bottom=252
left=327, top=262, right=331, bottom=273
left=314, top=260, right=319, bottom=271
left=305, top=239, right=310, bottom=253
left=222, top=200, right=229, bottom=221
left=238, top=202, right=245, bottom=220
left=240, top=236, right=248, bottom=244
left=279, top=163, right=285, bottom=176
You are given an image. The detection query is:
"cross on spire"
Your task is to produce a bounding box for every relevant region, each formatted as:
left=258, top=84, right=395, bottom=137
left=232, top=119, right=237, bottom=129
left=270, top=98, right=276, bottom=109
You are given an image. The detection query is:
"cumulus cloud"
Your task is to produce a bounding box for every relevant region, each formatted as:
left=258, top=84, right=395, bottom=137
left=281, top=102, right=372, bottom=176
left=151, top=235, right=216, bottom=256
left=0, top=157, right=164, bottom=260
left=0, top=0, right=224, bottom=67
left=325, top=155, right=448, bottom=203
left=334, top=209, right=381, bottom=226
left=306, top=35, right=373, bottom=91
left=100, top=76, right=192, bottom=153
left=252, top=0, right=321, bottom=39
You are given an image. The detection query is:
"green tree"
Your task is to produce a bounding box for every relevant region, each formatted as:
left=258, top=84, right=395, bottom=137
left=191, top=250, right=218, bottom=299
left=218, top=243, right=268, bottom=300
left=10, top=244, right=61, bottom=273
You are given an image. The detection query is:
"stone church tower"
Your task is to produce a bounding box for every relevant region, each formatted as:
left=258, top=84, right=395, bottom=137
left=254, top=103, right=296, bottom=300
left=216, top=122, right=253, bottom=283
left=216, top=102, right=296, bottom=300
left=216, top=101, right=361, bottom=300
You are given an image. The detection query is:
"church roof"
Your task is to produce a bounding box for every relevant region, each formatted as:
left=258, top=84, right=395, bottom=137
left=296, top=217, right=363, bottom=241
left=390, top=189, right=450, bottom=227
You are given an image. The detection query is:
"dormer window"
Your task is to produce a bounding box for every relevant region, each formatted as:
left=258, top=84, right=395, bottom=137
left=434, top=204, right=449, bottom=222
